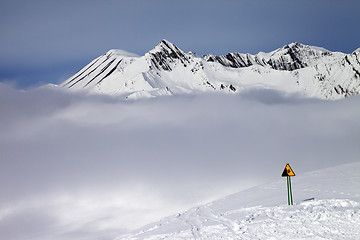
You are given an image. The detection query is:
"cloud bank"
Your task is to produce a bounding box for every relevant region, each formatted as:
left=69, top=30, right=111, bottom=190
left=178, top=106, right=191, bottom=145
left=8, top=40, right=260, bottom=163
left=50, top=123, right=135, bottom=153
left=0, top=83, right=359, bottom=239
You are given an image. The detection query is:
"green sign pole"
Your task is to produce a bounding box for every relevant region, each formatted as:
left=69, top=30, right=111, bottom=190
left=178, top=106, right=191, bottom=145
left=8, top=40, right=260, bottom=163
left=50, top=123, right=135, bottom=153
left=282, top=163, right=295, bottom=206
left=286, top=176, right=290, bottom=205
left=289, top=176, right=293, bottom=205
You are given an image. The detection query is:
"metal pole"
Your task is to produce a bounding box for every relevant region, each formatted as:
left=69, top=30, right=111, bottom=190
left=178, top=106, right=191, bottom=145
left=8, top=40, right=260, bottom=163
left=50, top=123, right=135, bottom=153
left=287, top=176, right=290, bottom=205
left=289, top=176, right=293, bottom=205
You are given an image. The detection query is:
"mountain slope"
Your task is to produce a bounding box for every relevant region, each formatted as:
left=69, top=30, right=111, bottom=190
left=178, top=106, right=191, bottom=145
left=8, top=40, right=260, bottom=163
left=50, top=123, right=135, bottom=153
left=114, top=162, right=360, bottom=240
left=61, top=40, right=360, bottom=100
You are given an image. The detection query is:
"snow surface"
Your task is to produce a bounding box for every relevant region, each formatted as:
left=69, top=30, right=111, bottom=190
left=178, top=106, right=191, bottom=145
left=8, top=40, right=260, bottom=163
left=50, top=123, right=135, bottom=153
left=115, top=162, right=360, bottom=240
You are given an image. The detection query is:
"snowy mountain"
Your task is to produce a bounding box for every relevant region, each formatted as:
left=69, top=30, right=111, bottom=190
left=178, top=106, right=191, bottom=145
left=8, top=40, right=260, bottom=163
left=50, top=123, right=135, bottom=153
left=114, top=162, right=360, bottom=240
left=61, top=40, right=360, bottom=100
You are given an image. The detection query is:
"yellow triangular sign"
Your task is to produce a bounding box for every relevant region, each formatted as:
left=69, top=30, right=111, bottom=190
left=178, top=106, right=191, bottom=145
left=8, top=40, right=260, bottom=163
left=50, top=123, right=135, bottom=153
left=281, top=163, right=295, bottom=177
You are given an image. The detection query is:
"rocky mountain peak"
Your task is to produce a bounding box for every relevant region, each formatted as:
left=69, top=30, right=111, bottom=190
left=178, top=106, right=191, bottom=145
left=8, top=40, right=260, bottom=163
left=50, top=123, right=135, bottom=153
left=284, top=42, right=303, bottom=49
left=147, top=39, right=191, bottom=71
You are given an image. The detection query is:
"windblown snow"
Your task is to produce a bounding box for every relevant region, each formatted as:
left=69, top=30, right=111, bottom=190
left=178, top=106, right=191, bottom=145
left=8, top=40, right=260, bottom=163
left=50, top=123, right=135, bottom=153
left=61, top=40, right=360, bottom=100
left=115, top=162, right=360, bottom=240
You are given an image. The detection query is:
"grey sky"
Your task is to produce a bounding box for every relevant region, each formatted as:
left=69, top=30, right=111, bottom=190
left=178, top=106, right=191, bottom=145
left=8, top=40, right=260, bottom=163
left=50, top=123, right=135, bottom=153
left=0, top=0, right=359, bottom=88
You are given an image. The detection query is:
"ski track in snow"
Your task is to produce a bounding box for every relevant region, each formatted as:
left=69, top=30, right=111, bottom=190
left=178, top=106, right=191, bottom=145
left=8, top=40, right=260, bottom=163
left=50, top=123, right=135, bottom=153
left=119, top=199, right=360, bottom=240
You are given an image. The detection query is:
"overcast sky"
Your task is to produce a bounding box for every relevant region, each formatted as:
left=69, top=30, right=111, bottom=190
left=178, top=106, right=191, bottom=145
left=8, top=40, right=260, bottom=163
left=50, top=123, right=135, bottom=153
left=0, top=0, right=359, bottom=88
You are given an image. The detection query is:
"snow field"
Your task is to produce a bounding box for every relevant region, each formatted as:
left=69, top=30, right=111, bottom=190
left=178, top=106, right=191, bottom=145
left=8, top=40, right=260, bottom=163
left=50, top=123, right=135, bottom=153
left=116, top=162, right=360, bottom=240
left=117, top=199, right=360, bottom=240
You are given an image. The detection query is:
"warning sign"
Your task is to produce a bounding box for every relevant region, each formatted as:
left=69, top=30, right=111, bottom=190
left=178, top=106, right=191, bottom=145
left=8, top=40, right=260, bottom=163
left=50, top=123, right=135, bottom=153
left=281, top=163, right=295, bottom=177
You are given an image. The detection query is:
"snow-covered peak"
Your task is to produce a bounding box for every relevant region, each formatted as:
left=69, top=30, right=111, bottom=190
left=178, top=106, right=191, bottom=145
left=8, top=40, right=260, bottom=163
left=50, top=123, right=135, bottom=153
left=156, top=39, right=177, bottom=50
left=280, top=42, right=327, bottom=52
left=266, top=42, right=329, bottom=58
left=267, top=42, right=325, bottom=60
left=203, top=42, right=338, bottom=72
left=149, top=39, right=185, bottom=55
left=255, top=42, right=343, bottom=71
left=146, top=39, right=191, bottom=71
left=105, top=49, right=140, bottom=58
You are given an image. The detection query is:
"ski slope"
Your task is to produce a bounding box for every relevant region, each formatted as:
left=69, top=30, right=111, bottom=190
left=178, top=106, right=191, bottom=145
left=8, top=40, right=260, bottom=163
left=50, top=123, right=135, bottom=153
left=115, top=162, right=360, bottom=240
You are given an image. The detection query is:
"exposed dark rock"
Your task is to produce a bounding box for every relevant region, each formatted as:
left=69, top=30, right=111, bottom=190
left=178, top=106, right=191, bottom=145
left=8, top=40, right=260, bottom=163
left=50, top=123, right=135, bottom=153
left=84, top=58, right=116, bottom=87
left=96, top=60, right=122, bottom=85
left=67, top=54, right=113, bottom=88
left=229, top=84, right=236, bottom=92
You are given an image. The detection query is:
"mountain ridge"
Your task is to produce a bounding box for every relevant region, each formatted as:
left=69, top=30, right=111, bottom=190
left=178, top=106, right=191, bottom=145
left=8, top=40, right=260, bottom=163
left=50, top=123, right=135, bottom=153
left=60, top=40, right=360, bottom=100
